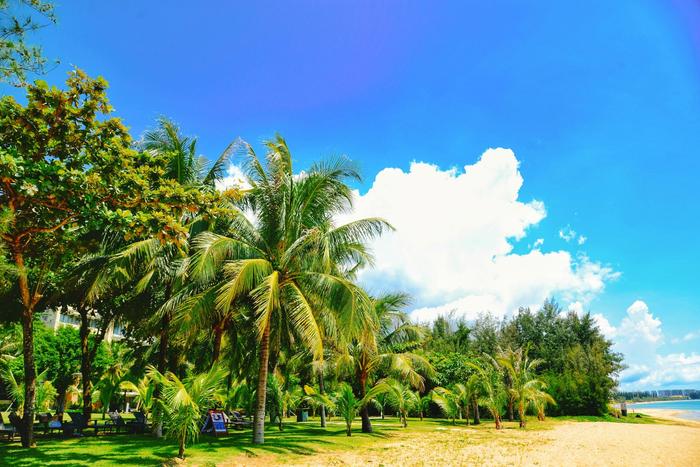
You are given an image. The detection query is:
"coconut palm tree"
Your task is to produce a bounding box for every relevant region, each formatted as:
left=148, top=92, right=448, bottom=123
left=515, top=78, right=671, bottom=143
left=95, top=359, right=129, bottom=418
left=430, top=386, right=460, bottom=425
left=189, top=136, right=390, bottom=444
left=469, top=357, right=507, bottom=429
left=417, top=394, right=432, bottom=421
left=497, top=347, right=551, bottom=428
left=333, top=381, right=387, bottom=436
left=334, top=292, right=433, bottom=433
left=385, top=378, right=418, bottom=427
left=531, top=384, right=556, bottom=421
left=148, top=364, right=228, bottom=459
left=3, top=369, right=56, bottom=413
left=120, top=376, right=156, bottom=418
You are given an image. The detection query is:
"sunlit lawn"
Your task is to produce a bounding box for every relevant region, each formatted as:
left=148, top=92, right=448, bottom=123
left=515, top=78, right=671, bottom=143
left=0, top=414, right=663, bottom=466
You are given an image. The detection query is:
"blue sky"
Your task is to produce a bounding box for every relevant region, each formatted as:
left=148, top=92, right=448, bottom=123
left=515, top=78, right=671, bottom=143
left=13, top=0, right=700, bottom=388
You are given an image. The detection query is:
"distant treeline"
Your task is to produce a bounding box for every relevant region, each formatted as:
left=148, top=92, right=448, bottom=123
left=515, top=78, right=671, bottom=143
left=617, top=390, right=700, bottom=401
left=420, top=300, right=624, bottom=416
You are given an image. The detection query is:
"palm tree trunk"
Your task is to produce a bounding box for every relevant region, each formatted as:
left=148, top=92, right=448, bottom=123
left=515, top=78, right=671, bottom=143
left=211, top=321, right=224, bottom=364
left=14, top=248, right=36, bottom=448
left=153, top=311, right=170, bottom=438
left=495, top=412, right=502, bottom=429
left=318, top=371, right=326, bottom=428
left=464, top=405, right=470, bottom=426
left=473, top=400, right=480, bottom=425
left=519, top=405, right=526, bottom=428
left=79, top=307, right=93, bottom=422
left=359, top=370, right=372, bottom=433
left=178, top=438, right=185, bottom=459
left=508, top=398, right=514, bottom=422
left=253, top=320, right=271, bottom=444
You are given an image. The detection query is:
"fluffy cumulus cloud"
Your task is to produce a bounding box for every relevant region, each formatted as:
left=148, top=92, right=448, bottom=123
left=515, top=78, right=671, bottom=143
left=339, top=148, right=618, bottom=322
left=601, top=300, right=699, bottom=389
left=619, top=300, right=663, bottom=344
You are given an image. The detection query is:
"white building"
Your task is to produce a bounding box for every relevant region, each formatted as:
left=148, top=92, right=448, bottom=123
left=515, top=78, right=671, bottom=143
left=40, top=307, right=125, bottom=343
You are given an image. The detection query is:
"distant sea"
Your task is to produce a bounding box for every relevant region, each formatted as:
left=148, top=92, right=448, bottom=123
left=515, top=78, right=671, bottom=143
left=629, top=400, right=700, bottom=421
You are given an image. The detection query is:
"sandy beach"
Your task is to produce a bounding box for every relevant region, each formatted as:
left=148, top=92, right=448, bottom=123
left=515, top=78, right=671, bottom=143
left=635, top=408, right=700, bottom=425
left=220, top=419, right=700, bottom=466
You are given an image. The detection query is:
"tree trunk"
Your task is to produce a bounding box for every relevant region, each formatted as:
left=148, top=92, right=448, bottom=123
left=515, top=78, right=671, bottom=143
left=346, top=421, right=351, bottom=436
left=79, top=307, right=93, bottom=422
left=508, top=398, right=514, bottom=422
left=473, top=400, right=480, bottom=425
left=318, top=371, right=326, bottom=428
left=211, top=320, right=224, bottom=364
left=178, top=438, right=185, bottom=459
left=153, top=311, right=170, bottom=438
left=495, top=413, right=502, bottom=430
left=20, top=307, right=36, bottom=448
left=15, top=248, right=36, bottom=448
left=253, top=320, right=271, bottom=444
left=464, top=405, right=470, bottom=426
left=519, top=406, right=526, bottom=428
left=359, top=370, right=372, bottom=433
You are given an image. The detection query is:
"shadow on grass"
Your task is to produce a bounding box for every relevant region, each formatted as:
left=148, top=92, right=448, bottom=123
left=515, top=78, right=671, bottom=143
left=0, top=421, right=394, bottom=466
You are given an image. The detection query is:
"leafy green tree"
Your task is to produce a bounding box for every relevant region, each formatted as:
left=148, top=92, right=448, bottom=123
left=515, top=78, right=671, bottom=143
left=0, top=71, right=215, bottom=446
left=148, top=364, right=228, bottom=459
left=0, top=0, right=56, bottom=85
left=190, top=136, right=389, bottom=444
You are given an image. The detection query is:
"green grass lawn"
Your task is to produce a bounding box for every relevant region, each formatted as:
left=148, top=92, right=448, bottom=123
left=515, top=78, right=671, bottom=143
left=0, top=414, right=665, bottom=466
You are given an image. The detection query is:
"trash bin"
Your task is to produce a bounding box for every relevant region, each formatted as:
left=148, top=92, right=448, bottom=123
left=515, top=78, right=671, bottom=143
left=621, top=402, right=628, bottom=417
left=296, top=409, right=309, bottom=422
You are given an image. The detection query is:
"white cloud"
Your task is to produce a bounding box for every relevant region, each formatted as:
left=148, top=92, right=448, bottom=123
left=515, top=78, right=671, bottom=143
left=672, top=329, right=700, bottom=344
left=216, top=164, right=251, bottom=191
left=559, top=226, right=577, bottom=242
left=559, top=225, right=587, bottom=245
left=631, top=353, right=700, bottom=388
left=340, top=148, right=618, bottom=322
left=592, top=313, right=617, bottom=339
left=601, top=301, right=698, bottom=389
left=533, top=238, right=544, bottom=248
left=620, top=300, right=663, bottom=344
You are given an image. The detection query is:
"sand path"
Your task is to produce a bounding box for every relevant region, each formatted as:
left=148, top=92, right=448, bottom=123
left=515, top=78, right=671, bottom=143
left=217, top=421, right=700, bottom=466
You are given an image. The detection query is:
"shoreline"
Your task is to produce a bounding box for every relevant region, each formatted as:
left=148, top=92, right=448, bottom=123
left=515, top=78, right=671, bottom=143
left=634, top=407, right=700, bottom=425
left=629, top=399, right=696, bottom=405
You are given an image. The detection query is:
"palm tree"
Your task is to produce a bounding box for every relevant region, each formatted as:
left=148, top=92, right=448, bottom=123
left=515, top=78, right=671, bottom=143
left=385, top=378, right=418, bottom=427
left=95, top=360, right=129, bottom=418
left=120, top=376, right=156, bottom=418
left=531, top=384, right=556, bottom=421
left=335, top=292, right=433, bottom=433
left=497, top=347, right=551, bottom=428
left=435, top=381, right=478, bottom=426
left=3, top=369, right=56, bottom=413
left=190, top=136, right=390, bottom=444
left=333, top=381, right=387, bottom=436
left=430, top=387, right=460, bottom=425
left=417, top=394, right=432, bottom=421
left=469, top=357, right=507, bottom=429
left=148, top=364, right=228, bottom=459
